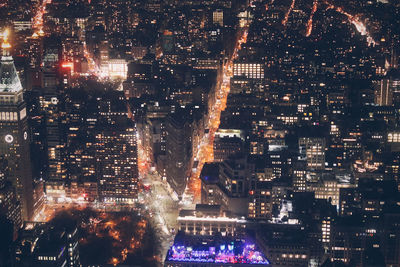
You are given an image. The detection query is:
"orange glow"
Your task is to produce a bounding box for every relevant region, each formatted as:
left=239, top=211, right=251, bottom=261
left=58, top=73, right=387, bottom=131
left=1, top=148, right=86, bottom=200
left=188, top=29, right=250, bottom=200
left=306, top=0, right=318, bottom=37
left=41, top=208, right=150, bottom=265
left=163, top=30, right=173, bottom=36
left=1, top=29, right=11, bottom=49
left=83, top=42, right=100, bottom=75
left=33, top=0, right=52, bottom=35
left=62, top=62, right=74, bottom=73
left=62, top=62, right=73, bottom=68
left=282, top=0, right=296, bottom=26
left=136, top=134, right=151, bottom=176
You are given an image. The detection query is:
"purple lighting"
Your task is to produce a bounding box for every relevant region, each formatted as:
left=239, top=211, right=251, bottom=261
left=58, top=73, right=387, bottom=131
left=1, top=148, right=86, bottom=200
left=166, top=240, right=270, bottom=265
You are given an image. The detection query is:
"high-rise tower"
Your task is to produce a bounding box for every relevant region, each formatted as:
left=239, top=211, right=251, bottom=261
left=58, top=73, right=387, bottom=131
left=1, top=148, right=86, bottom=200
left=0, top=30, right=34, bottom=221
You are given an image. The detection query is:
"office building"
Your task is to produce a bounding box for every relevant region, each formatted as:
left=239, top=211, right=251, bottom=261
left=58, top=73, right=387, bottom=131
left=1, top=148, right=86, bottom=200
left=233, top=63, right=264, bottom=80
left=0, top=161, right=22, bottom=240
left=299, top=137, right=325, bottom=170
left=97, top=127, right=139, bottom=203
left=212, top=10, right=224, bottom=26
left=165, top=111, right=192, bottom=198
left=0, top=32, right=34, bottom=221
left=177, top=204, right=246, bottom=237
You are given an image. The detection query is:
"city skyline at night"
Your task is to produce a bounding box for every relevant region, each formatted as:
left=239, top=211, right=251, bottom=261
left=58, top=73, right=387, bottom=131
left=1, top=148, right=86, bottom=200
left=0, top=0, right=399, bottom=266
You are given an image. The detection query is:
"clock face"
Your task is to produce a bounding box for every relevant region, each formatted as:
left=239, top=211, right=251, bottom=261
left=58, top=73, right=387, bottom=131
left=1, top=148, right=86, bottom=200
left=24, top=132, right=27, bottom=140
left=5, top=134, right=13, bottom=143
left=51, top=97, right=59, bottom=105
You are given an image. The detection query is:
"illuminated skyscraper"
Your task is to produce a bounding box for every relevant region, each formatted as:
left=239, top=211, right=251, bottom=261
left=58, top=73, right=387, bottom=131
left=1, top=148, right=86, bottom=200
left=0, top=30, right=34, bottom=220
left=377, top=69, right=400, bottom=106
left=375, top=78, right=393, bottom=106
left=233, top=62, right=264, bottom=80
left=96, top=127, right=139, bottom=203
left=212, top=9, right=224, bottom=26
left=299, top=137, right=325, bottom=170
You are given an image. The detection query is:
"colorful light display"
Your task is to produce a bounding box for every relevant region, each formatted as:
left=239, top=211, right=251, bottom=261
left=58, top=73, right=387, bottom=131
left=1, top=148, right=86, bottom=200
left=166, top=240, right=270, bottom=265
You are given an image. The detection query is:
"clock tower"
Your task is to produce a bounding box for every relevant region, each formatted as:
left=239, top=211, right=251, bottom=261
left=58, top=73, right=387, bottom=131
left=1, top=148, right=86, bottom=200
left=0, top=30, right=33, bottom=221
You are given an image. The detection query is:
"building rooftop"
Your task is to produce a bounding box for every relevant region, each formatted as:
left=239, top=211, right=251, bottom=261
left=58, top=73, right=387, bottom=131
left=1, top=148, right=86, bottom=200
left=178, top=204, right=246, bottom=224
left=165, top=233, right=270, bottom=265
left=200, top=163, right=220, bottom=184
left=0, top=55, right=23, bottom=93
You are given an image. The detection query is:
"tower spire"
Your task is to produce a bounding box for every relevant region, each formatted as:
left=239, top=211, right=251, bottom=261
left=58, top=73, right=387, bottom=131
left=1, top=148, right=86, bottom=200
left=0, top=28, right=23, bottom=93
left=1, top=29, right=11, bottom=57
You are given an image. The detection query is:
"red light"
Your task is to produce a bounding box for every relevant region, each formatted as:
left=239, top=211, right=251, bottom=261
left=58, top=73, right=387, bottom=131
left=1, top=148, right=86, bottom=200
left=62, top=62, right=74, bottom=69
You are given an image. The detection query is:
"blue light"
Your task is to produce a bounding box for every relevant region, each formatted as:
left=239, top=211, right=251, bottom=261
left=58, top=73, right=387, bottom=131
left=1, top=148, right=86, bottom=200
left=166, top=240, right=270, bottom=265
left=209, top=247, right=215, bottom=254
